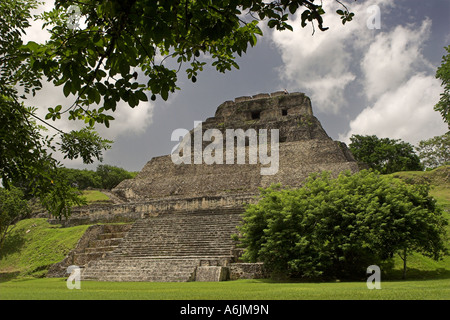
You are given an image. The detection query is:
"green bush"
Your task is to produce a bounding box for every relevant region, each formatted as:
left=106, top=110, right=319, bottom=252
left=349, top=135, right=423, bottom=173
left=0, top=187, right=30, bottom=249
left=95, top=165, right=134, bottom=190
left=237, top=170, right=448, bottom=280
left=59, top=168, right=101, bottom=190
left=58, top=165, right=135, bottom=190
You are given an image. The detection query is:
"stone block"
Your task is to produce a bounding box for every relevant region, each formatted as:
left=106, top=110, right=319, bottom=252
left=252, top=93, right=270, bottom=99
left=234, top=96, right=253, bottom=103
left=195, top=266, right=229, bottom=282
left=229, top=263, right=268, bottom=280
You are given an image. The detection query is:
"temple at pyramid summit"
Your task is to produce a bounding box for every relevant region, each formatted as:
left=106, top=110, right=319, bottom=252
left=47, top=91, right=360, bottom=282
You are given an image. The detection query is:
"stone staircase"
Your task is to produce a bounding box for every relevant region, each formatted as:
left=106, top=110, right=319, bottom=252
left=81, top=208, right=244, bottom=282
left=47, top=224, right=132, bottom=278
left=81, top=226, right=129, bottom=259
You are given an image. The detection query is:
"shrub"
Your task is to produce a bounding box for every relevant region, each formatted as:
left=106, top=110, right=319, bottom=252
left=237, top=170, right=448, bottom=280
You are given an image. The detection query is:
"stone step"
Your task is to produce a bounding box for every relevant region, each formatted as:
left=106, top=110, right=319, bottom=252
left=84, top=246, right=119, bottom=253
left=117, top=250, right=233, bottom=257
left=71, top=252, right=105, bottom=266
left=89, top=238, right=123, bottom=248
left=122, top=235, right=237, bottom=241
left=98, top=232, right=128, bottom=240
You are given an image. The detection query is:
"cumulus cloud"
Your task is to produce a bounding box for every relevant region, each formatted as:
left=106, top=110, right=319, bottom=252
left=340, top=18, right=447, bottom=145
left=270, top=0, right=395, bottom=113
left=270, top=0, right=446, bottom=144
left=20, top=1, right=155, bottom=141
left=340, top=75, right=445, bottom=145
left=28, top=81, right=154, bottom=141
left=361, top=19, right=433, bottom=100
left=98, top=101, right=154, bottom=140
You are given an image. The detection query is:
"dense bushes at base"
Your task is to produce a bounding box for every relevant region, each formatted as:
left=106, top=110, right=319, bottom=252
left=236, top=170, right=448, bottom=280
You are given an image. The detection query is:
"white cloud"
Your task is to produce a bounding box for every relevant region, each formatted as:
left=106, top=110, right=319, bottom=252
left=270, top=0, right=395, bottom=113
left=340, top=74, right=446, bottom=145
left=98, top=100, right=154, bottom=140
left=270, top=0, right=446, bottom=145
left=361, top=19, right=433, bottom=100
left=27, top=81, right=154, bottom=167
left=19, top=1, right=155, bottom=142
left=22, top=0, right=54, bottom=44
left=340, top=16, right=446, bottom=145
left=28, top=81, right=154, bottom=140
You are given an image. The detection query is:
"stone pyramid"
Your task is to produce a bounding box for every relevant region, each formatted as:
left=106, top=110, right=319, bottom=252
left=113, top=91, right=358, bottom=202
left=77, top=91, right=359, bottom=282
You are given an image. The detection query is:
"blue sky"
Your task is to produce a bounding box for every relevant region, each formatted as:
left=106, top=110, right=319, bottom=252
left=24, top=0, right=450, bottom=172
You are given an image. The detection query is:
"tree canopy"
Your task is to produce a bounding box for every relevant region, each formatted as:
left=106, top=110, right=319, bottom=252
left=1, top=0, right=111, bottom=218
left=0, top=187, right=31, bottom=249
left=236, top=170, right=448, bottom=280
left=416, top=132, right=450, bottom=170
left=0, top=0, right=354, bottom=218
left=349, top=134, right=423, bottom=174
left=435, top=46, right=450, bottom=128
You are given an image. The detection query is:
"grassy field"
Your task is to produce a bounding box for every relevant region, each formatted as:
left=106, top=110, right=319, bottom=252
left=390, top=165, right=450, bottom=208
left=0, top=219, right=90, bottom=280
left=1, top=277, right=449, bottom=300
left=81, top=189, right=111, bottom=204
left=0, top=167, right=449, bottom=300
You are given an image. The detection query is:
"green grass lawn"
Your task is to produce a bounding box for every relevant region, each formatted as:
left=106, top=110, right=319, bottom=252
left=1, top=277, right=449, bottom=300
left=81, top=189, right=111, bottom=204
left=1, top=167, right=449, bottom=300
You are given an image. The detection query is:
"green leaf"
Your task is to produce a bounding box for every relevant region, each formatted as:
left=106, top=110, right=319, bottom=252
left=136, top=90, right=148, bottom=102
left=267, top=19, right=277, bottom=28
left=119, top=60, right=130, bottom=77
left=161, top=89, right=169, bottom=101
left=289, top=4, right=298, bottom=15
left=63, top=81, right=71, bottom=97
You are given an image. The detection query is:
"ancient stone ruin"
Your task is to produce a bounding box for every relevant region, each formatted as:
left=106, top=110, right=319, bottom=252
left=50, top=91, right=359, bottom=282
left=113, top=91, right=357, bottom=202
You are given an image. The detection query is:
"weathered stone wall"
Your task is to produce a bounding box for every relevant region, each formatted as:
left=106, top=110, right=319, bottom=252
left=229, top=263, right=268, bottom=280
left=195, top=266, right=229, bottom=282
left=214, top=91, right=313, bottom=123
left=49, top=193, right=255, bottom=226
left=113, top=140, right=358, bottom=202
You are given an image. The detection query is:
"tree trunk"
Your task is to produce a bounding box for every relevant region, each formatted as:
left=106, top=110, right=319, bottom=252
left=402, top=248, right=407, bottom=280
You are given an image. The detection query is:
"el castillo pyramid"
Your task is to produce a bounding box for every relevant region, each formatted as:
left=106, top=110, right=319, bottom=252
left=48, top=91, right=359, bottom=282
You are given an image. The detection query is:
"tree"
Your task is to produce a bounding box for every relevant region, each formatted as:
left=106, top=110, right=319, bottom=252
left=29, top=0, right=354, bottom=126
left=435, top=46, right=450, bottom=128
left=416, top=132, right=450, bottom=169
left=236, top=170, right=448, bottom=280
left=349, top=134, right=423, bottom=174
left=0, top=187, right=31, bottom=249
left=57, top=167, right=101, bottom=190
left=96, top=165, right=134, bottom=190
left=0, top=0, right=112, bottom=218
left=1, top=0, right=354, bottom=218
